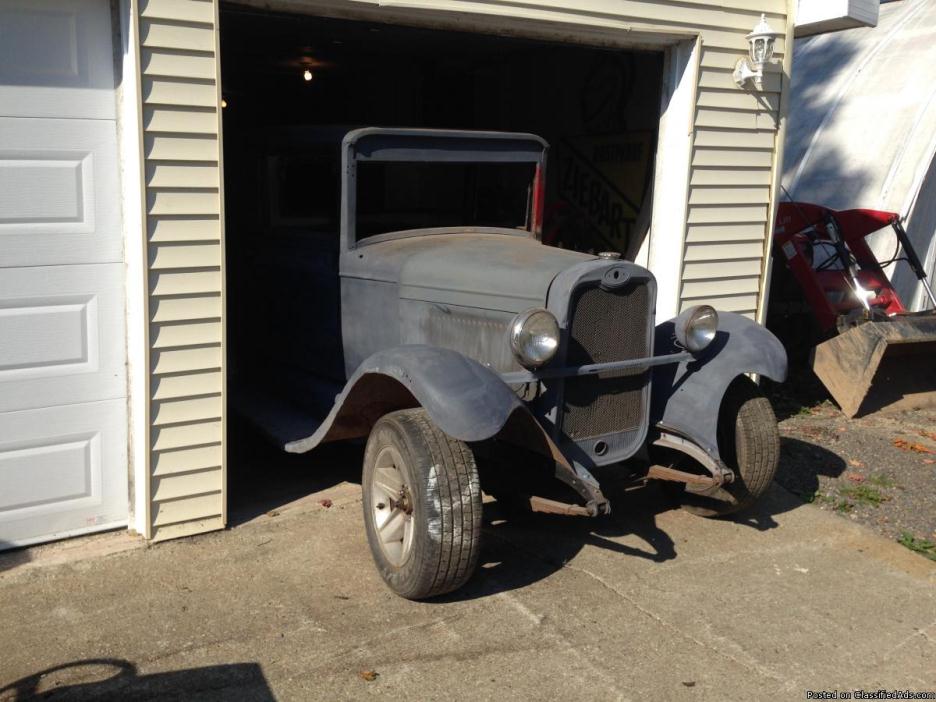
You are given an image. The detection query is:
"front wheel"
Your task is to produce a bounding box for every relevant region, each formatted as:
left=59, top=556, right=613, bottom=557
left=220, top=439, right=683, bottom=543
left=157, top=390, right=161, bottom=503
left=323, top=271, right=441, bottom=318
left=681, top=376, right=780, bottom=517
left=362, top=408, right=482, bottom=599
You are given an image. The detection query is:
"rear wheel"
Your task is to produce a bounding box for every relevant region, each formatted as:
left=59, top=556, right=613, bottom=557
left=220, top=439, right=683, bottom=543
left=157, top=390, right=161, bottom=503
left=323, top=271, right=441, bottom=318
left=681, top=376, right=780, bottom=517
left=362, top=409, right=482, bottom=599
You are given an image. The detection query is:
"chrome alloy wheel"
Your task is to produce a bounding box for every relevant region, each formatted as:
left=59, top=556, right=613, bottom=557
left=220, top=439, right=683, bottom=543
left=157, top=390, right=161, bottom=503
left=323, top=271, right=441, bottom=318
left=370, top=445, right=415, bottom=567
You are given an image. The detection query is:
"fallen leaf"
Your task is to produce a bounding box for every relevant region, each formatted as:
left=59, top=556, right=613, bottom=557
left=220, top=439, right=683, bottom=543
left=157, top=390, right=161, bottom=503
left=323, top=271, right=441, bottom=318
left=319, top=499, right=333, bottom=508
left=845, top=473, right=865, bottom=483
left=359, top=670, right=378, bottom=682
left=919, top=430, right=936, bottom=442
left=893, top=438, right=935, bottom=454
left=923, top=459, right=936, bottom=465
left=848, top=459, right=864, bottom=468
left=682, top=681, right=696, bottom=688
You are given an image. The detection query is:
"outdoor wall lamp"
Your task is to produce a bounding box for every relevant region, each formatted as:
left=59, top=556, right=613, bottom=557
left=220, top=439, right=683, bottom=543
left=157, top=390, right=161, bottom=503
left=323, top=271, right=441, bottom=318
left=733, top=14, right=783, bottom=90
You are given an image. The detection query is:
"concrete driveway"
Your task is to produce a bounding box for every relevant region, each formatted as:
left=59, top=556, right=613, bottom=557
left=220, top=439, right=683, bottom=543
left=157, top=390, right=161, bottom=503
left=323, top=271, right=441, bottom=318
left=2, top=450, right=935, bottom=701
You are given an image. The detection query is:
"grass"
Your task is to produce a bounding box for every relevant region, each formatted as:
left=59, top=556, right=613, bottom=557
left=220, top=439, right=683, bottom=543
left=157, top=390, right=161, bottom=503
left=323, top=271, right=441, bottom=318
left=897, top=532, right=936, bottom=562
left=809, top=482, right=891, bottom=513
left=834, top=499, right=854, bottom=514
left=838, top=484, right=888, bottom=507
left=867, top=473, right=897, bottom=489
left=808, top=491, right=854, bottom=513
left=793, top=399, right=833, bottom=417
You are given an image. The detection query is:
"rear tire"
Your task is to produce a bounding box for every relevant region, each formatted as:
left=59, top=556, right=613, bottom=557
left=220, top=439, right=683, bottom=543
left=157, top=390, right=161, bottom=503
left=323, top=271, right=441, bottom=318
left=362, top=409, right=482, bottom=599
left=682, top=376, right=780, bottom=517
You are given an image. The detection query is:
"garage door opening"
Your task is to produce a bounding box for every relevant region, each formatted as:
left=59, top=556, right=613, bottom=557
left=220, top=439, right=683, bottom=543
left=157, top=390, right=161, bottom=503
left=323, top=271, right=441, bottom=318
left=219, top=7, right=665, bottom=515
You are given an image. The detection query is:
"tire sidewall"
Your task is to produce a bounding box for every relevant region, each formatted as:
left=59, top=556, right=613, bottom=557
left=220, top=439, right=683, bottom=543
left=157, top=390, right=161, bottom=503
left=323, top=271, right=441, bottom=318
left=362, top=416, right=441, bottom=599
left=683, top=377, right=780, bottom=517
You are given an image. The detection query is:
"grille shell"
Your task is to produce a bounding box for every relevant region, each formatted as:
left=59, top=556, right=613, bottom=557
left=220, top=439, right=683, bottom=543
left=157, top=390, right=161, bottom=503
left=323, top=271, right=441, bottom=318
left=559, top=281, right=652, bottom=444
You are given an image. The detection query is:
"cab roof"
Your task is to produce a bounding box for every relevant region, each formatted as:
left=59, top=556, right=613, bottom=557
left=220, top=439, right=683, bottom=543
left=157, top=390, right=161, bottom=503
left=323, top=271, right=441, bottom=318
left=342, top=127, right=548, bottom=165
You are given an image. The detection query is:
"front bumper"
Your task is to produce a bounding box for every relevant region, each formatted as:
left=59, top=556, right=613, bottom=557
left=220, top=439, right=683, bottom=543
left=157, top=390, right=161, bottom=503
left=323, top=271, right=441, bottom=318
left=497, top=351, right=698, bottom=518
left=498, top=351, right=691, bottom=384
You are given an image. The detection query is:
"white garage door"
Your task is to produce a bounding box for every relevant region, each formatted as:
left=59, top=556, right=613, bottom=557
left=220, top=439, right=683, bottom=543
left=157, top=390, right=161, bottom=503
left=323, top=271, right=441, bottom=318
left=0, top=0, right=129, bottom=547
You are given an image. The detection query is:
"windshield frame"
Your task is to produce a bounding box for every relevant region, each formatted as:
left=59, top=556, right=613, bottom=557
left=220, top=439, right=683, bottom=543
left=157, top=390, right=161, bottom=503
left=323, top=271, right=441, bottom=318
left=340, top=128, right=548, bottom=252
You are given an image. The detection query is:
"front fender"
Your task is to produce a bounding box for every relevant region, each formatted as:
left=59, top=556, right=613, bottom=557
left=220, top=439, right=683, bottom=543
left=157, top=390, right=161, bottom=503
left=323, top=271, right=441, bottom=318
left=285, top=345, right=525, bottom=453
left=650, top=312, right=787, bottom=461
left=285, top=345, right=608, bottom=512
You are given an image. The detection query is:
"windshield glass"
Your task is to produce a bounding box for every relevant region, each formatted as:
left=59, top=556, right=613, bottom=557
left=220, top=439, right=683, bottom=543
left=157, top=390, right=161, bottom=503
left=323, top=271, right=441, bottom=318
left=355, top=161, right=535, bottom=241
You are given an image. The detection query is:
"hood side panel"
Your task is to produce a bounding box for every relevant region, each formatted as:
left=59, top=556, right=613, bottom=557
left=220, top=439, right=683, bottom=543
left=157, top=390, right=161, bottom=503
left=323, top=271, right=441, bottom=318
left=400, top=301, right=521, bottom=373
left=343, top=233, right=593, bottom=312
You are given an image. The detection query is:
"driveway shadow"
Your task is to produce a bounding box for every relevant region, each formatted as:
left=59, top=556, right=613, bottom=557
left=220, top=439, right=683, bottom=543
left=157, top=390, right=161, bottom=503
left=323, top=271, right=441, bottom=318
left=0, top=659, right=274, bottom=701
left=227, top=416, right=363, bottom=526
left=438, top=469, right=810, bottom=602
left=0, top=542, right=31, bottom=574
left=774, top=435, right=848, bottom=502
left=763, top=371, right=831, bottom=421
left=228, top=421, right=831, bottom=602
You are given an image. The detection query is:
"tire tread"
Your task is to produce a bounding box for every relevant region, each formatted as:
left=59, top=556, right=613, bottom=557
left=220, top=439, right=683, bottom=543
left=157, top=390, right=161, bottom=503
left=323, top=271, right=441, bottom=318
left=684, top=376, right=780, bottom=517
left=366, top=409, right=481, bottom=599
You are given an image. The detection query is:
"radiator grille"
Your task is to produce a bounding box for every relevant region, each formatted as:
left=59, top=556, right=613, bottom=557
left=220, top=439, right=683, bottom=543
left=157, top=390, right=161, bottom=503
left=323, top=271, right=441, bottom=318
left=560, top=282, right=650, bottom=441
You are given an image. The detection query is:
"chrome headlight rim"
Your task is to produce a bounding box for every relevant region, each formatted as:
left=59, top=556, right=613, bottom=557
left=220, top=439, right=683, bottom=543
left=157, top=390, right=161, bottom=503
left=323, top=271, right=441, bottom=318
left=509, top=307, right=560, bottom=369
left=678, top=305, right=719, bottom=353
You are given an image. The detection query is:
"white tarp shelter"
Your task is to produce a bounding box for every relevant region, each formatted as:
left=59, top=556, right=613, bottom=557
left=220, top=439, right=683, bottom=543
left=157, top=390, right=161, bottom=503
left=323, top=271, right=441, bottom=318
left=784, top=0, right=936, bottom=311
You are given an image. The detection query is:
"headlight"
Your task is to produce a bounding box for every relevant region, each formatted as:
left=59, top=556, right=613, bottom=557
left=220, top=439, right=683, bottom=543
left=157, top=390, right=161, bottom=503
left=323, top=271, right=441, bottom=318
left=676, top=305, right=719, bottom=353
left=509, top=308, right=560, bottom=369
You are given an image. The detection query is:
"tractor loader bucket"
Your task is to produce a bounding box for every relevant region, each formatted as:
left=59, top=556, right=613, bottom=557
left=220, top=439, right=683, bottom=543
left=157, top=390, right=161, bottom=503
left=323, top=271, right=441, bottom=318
left=811, top=314, right=936, bottom=418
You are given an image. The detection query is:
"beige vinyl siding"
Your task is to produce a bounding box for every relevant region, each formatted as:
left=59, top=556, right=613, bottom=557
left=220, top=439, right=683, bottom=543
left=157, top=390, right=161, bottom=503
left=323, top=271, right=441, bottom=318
left=683, top=66, right=783, bottom=317
left=136, top=0, right=225, bottom=541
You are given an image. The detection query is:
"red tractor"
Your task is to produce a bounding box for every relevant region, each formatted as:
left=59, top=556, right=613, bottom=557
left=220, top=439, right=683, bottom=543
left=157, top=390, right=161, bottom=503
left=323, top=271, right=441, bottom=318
left=773, top=202, right=936, bottom=417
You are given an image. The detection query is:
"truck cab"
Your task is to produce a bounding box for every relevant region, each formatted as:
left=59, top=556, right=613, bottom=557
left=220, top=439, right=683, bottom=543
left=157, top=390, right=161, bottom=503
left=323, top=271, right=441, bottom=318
left=233, top=128, right=787, bottom=600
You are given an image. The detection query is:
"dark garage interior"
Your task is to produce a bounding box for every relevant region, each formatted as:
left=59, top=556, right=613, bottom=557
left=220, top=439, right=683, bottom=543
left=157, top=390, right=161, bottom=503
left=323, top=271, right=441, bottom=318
left=218, top=5, right=666, bottom=514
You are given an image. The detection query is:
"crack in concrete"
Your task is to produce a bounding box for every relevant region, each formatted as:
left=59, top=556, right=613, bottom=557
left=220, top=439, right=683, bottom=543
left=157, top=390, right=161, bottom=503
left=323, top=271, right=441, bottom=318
left=494, top=589, right=630, bottom=702
left=486, top=528, right=793, bottom=691
left=562, top=559, right=793, bottom=690
left=880, top=617, right=936, bottom=661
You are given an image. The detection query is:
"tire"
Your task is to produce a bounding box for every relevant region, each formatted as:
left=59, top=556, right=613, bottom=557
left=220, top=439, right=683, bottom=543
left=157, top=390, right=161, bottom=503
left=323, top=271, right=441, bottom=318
left=681, top=376, right=780, bottom=517
left=362, top=408, right=482, bottom=599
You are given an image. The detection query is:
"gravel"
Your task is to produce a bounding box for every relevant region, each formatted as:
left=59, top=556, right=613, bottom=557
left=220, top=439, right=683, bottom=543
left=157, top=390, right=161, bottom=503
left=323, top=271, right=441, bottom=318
left=766, top=374, right=936, bottom=559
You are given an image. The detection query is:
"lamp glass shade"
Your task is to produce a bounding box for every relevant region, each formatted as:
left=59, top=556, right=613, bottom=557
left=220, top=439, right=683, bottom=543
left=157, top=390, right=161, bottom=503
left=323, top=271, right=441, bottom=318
left=751, top=36, right=772, bottom=64
left=746, top=13, right=782, bottom=68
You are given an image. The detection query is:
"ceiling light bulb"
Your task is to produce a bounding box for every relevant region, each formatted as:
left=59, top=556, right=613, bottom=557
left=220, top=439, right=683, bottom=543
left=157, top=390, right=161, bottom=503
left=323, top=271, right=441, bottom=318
left=303, top=69, right=313, bottom=82
left=221, top=98, right=227, bottom=108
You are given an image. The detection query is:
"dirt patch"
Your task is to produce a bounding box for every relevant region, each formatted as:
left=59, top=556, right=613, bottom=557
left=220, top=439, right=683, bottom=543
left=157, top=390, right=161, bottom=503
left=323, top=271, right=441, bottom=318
left=767, top=376, right=936, bottom=562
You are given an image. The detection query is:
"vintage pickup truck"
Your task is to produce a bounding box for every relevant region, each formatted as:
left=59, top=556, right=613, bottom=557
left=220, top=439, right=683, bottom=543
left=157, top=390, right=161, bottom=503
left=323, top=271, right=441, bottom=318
left=236, top=127, right=787, bottom=599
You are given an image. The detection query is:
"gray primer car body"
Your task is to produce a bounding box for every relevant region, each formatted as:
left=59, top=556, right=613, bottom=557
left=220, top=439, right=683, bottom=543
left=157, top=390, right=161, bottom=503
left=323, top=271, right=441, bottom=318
left=243, top=127, right=787, bottom=513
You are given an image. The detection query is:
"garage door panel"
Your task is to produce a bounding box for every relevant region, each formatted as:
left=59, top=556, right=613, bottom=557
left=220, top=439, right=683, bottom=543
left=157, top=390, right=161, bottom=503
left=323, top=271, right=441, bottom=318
left=0, top=263, right=126, bottom=413
left=0, top=434, right=100, bottom=513
left=0, top=0, right=116, bottom=120
left=0, top=152, right=92, bottom=233
left=0, top=399, right=128, bottom=548
left=0, top=295, right=95, bottom=376
left=0, top=117, right=121, bottom=267
left=0, top=0, right=129, bottom=550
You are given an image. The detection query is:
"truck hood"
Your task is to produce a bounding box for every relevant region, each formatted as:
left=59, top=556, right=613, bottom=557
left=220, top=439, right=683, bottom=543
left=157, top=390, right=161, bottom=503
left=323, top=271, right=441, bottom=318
left=345, top=232, right=594, bottom=312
